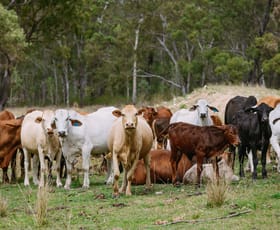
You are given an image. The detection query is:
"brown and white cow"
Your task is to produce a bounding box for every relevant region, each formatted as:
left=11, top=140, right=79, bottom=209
left=0, top=116, right=23, bottom=183
left=132, top=149, right=192, bottom=185
left=108, top=105, right=153, bottom=196
left=21, top=110, right=62, bottom=187
left=168, top=122, right=239, bottom=186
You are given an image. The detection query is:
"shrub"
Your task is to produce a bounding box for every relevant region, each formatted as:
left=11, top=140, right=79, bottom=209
left=206, top=179, right=228, bottom=207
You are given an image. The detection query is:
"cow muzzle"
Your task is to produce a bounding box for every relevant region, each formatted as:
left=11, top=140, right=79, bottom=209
left=58, top=131, right=67, bottom=137
left=125, top=122, right=136, bottom=129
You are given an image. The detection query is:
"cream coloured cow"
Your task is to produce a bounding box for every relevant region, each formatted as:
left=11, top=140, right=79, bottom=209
left=21, top=110, right=62, bottom=187
left=108, top=105, right=153, bottom=197
left=52, top=106, right=118, bottom=189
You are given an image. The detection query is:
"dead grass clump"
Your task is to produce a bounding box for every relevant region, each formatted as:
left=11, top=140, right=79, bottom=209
left=206, top=179, right=228, bottom=207
left=0, top=193, right=8, bottom=217
left=35, top=186, right=49, bottom=226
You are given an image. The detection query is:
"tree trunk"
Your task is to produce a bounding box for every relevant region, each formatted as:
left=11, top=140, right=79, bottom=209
left=0, top=54, right=11, bottom=111
left=132, top=16, right=143, bottom=104
left=62, top=60, right=70, bottom=107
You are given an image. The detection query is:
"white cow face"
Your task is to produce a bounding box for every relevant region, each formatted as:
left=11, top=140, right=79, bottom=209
left=190, top=99, right=219, bottom=119
left=35, top=110, right=55, bottom=135
left=112, top=105, right=141, bottom=131
left=52, top=109, right=83, bottom=138
left=52, top=109, right=70, bottom=137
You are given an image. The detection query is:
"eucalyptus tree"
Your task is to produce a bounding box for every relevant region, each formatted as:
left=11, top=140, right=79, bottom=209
left=0, top=3, right=26, bottom=110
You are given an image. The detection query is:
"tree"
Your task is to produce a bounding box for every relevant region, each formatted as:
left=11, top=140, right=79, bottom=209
left=0, top=3, right=26, bottom=110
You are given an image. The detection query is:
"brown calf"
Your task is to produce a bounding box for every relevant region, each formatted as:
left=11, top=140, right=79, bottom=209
left=168, top=122, right=239, bottom=186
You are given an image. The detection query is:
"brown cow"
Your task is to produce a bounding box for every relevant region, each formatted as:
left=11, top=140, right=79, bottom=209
left=0, top=110, right=20, bottom=183
left=258, top=96, right=280, bottom=108
left=132, top=149, right=192, bottom=185
left=140, top=106, right=172, bottom=149
left=168, top=122, right=240, bottom=186
left=108, top=105, right=153, bottom=196
left=210, top=115, right=223, bottom=126
left=0, top=118, right=23, bottom=183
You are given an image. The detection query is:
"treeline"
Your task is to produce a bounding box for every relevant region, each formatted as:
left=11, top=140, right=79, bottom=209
left=0, top=0, right=280, bottom=108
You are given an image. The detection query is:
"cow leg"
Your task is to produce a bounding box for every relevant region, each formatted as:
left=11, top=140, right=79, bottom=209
left=55, top=150, right=63, bottom=187
left=23, top=148, right=30, bottom=186
left=246, top=150, right=254, bottom=173
left=228, top=145, right=236, bottom=170
left=64, top=157, right=73, bottom=190
left=170, top=149, right=182, bottom=185
left=38, top=150, right=46, bottom=187
left=112, top=152, right=120, bottom=197
left=261, top=142, right=269, bottom=178
left=105, top=157, right=114, bottom=185
left=251, top=147, right=258, bottom=180
left=143, top=153, right=152, bottom=190
left=213, top=157, right=219, bottom=184
left=126, top=154, right=140, bottom=196
left=120, top=169, right=127, bottom=194
left=270, top=135, right=280, bottom=173
left=82, top=148, right=91, bottom=189
left=47, top=157, right=53, bottom=184
left=10, top=149, right=18, bottom=183
left=2, top=168, right=9, bottom=183
left=238, top=145, right=246, bottom=177
left=196, top=156, right=203, bottom=188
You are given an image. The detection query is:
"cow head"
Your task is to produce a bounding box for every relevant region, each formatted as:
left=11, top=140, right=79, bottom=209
left=113, top=105, right=142, bottom=132
left=52, top=109, right=83, bottom=138
left=138, top=106, right=157, bottom=126
left=35, top=110, right=55, bottom=136
left=189, top=99, right=219, bottom=119
left=245, top=103, right=273, bottom=124
left=218, top=125, right=240, bottom=146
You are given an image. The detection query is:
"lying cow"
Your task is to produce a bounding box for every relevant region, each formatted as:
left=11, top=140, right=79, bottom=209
left=132, top=149, right=192, bottom=185
left=168, top=122, right=240, bottom=186
left=108, top=105, right=153, bottom=196
left=183, top=158, right=239, bottom=184
left=21, top=110, right=62, bottom=187
left=52, top=106, right=117, bottom=189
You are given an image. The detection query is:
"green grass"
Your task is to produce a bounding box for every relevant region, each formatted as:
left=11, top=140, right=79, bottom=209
left=0, top=164, right=280, bottom=230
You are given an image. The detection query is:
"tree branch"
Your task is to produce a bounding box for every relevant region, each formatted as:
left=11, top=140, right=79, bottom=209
left=155, top=209, right=252, bottom=226
left=137, top=70, right=182, bottom=89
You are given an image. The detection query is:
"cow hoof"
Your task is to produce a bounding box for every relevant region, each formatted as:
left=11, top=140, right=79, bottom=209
left=173, top=182, right=181, bottom=187
left=82, top=185, right=89, bottom=189
left=64, top=185, right=70, bottom=190
left=112, top=193, right=120, bottom=199
left=262, top=172, right=267, bottom=179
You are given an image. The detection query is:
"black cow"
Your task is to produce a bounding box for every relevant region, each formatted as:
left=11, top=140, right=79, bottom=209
left=224, top=96, right=258, bottom=169
left=231, top=103, right=273, bottom=179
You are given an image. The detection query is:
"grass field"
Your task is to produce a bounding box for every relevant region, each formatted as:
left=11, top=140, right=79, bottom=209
left=0, top=161, right=279, bottom=230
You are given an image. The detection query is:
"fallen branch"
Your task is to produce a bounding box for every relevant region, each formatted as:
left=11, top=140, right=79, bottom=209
left=156, top=209, right=252, bottom=226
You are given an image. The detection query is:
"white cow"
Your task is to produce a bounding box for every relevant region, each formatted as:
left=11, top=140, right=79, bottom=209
left=21, top=110, right=62, bottom=187
left=170, top=99, right=219, bottom=125
left=52, top=106, right=118, bottom=189
left=183, top=159, right=239, bottom=184
left=269, top=104, right=280, bottom=172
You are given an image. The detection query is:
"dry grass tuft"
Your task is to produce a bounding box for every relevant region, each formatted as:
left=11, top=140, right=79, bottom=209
left=35, top=185, right=49, bottom=226
left=206, top=179, right=228, bottom=207
left=0, top=193, right=8, bottom=217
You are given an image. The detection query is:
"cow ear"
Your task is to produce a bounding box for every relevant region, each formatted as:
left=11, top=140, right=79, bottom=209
left=208, top=105, right=219, bottom=112
left=112, top=110, right=122, bottom=117
left=70, top=119, right=82, bottom=127
left=35, top=117, right=43, bottom=123
left=189, top=105, right=198, bottom=111
left=152, top=108, right=158, bottom=116
left=137, top=109, right=145, bottom=116
left=51, top=120, right=56, bottom=129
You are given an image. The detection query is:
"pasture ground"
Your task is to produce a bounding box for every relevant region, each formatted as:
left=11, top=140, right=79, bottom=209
left=0, top=161, right=279, bottom=229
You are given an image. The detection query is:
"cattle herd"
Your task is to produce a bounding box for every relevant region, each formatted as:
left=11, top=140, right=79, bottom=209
left=1, top=95, right=280, bottom=196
